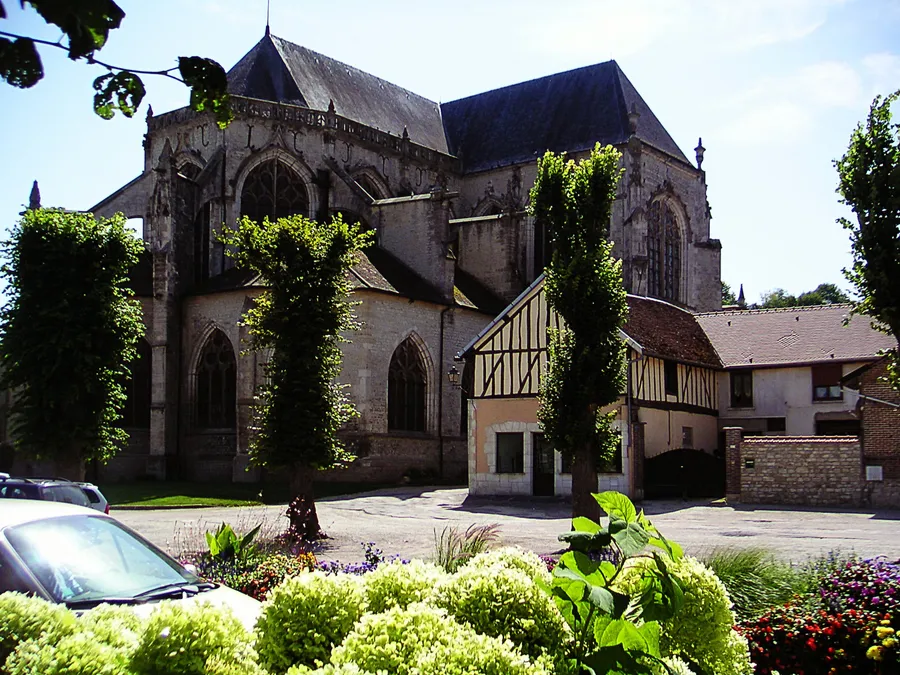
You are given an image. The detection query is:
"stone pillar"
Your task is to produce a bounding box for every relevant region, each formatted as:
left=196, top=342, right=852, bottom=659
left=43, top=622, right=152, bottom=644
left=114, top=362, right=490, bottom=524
left=724, top=427, right=743, bottom=503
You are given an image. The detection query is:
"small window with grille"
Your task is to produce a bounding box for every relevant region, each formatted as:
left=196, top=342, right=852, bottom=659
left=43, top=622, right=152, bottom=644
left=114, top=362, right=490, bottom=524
left=496, top=432, right=524, bottom=474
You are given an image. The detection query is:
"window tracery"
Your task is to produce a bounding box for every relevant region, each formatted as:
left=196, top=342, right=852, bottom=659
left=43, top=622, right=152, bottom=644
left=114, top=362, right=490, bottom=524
left=240, top=159, right=309, bottom=223
left=195, top=330, right=236, bottom=429
left=647, top=200, right=681, bottom=302
left=388, top=338, right=427, bottom=432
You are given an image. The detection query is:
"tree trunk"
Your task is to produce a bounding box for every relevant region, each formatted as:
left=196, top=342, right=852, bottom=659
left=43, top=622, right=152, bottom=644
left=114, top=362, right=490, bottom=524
left=571, top=443, right=600, bottom=521
left=287, top=463, right=323, bottom=540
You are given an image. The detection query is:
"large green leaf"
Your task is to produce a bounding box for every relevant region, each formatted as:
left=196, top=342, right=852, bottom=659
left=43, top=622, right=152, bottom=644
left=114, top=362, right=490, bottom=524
left=0, top=36, right=43, bottom=88
left=599, top=619, right=648, bottom=652
left=611, top=521, right=651, bottom=557
left=595, top=491, right=638, bottom=523
left=572, top=516, right=602, bottom=533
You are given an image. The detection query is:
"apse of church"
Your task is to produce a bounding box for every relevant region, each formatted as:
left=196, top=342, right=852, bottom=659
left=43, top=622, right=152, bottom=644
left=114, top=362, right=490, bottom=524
left=88, top=32, right=720, bottom=483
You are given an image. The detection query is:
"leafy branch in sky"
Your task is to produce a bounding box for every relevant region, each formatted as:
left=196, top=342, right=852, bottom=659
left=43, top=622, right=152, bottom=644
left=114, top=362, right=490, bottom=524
left=0, top=0, right=232, bottom=126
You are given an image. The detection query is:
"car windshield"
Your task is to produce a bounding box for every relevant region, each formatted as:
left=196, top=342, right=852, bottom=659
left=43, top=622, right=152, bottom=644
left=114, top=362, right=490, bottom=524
left=4, top=515, right=199, bottom=604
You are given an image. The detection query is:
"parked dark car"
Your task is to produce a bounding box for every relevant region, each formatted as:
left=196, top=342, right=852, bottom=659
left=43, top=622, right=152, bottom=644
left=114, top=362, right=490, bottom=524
left=0, top=475, right=109, bottom=513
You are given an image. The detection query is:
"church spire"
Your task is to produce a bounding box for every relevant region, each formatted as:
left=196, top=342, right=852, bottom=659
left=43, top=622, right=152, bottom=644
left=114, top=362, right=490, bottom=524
left=737, top=284, right=746, bottom=308
left=265, top=0, right=271, bottom=35
left=28, top=180, right=41, bottom=210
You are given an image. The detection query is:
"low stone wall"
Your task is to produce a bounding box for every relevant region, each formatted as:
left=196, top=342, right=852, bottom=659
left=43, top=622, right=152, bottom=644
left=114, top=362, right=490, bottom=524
left=725, top=428, right=864, bottom=507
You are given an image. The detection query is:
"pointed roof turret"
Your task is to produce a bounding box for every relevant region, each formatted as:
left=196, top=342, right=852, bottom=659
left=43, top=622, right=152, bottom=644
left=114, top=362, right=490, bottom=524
left=28, top=180, right=41, bottom=210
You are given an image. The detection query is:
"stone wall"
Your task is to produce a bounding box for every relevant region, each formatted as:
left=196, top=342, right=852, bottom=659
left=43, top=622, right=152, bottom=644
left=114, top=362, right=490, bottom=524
left=724, top=427, right=865, bottom=506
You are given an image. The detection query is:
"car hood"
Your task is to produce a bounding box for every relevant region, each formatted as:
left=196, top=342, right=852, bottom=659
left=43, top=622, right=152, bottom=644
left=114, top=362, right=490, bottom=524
left=126, top=584, right=262, bottom=633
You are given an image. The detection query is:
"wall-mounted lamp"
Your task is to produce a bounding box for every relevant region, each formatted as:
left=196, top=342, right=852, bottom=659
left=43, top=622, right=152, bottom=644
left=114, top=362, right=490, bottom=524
left=447, top=364, right=461, bottom=388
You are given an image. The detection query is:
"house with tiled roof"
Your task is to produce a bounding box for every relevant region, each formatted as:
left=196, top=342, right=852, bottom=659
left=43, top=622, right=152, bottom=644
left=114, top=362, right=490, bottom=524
left=62, top=30, right=719, bottom=484
left=460, top=276, right=721, bottom=499
left=696, top=305, right=895, bottom=438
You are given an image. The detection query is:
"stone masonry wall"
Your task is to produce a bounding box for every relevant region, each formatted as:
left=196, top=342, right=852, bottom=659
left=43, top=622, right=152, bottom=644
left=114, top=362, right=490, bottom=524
left=729, top=432, right=863, bottom=506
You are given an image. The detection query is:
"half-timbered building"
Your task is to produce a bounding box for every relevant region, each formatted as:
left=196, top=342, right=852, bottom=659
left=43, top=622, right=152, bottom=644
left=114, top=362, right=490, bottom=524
left=461, top=276, right=721, bottom=499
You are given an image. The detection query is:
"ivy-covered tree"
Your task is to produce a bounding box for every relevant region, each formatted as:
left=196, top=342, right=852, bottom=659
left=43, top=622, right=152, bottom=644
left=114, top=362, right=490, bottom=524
left=0, top=208, right=145, bottom=479
left=221, top=214, right=373, bottom=538
left=529, top=144, right=628, bottom=519
left=756, top=283, right=851, bottom=308
left=0, top=0, right=231, bottom=125
left=836, top=91, right=900, bottom=390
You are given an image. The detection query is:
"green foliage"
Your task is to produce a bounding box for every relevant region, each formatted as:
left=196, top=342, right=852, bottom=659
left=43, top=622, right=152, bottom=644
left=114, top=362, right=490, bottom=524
left=756, top=283, right=851, bottom=309
left=432, top=523, right=500, bottom=573
left=0, top=593, right=76, bottom=667
left=254, top=571, right=366, bottom=674
left=528, top=144, right=628, bottom=491
left=220, top=214, right=373, bottom=477
left=205, top=522, right=262, bottom=563
left=615, top=555, right=753, bottom=675
left=549, top=492, right=692, bottom=674
left=363, top=559, right=447, bottom=614
left=722, top=282, right=738, bottom=306
left=329, top=603, right=551, bottom=675
left=194, top=551, right=318, bottom=602
left=0, top=1, right=232, bottom=125
left=466, top=546, right=553, bottom=586
left=700, top=547, right=803, bottom=621
left=836, top=90, right=900, bottom=389
left=431, top=564, right=571, bottom=660
left=0, top=209, right=145, bottom=471
left=6, top=604, right=141, bottom=675
left=130, top=602, right=253, bottom=675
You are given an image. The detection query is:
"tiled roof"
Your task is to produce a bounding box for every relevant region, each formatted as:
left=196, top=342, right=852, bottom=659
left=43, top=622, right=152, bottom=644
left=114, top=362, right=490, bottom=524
left=349, top=247, right=444, bottom=304
left=453, top=268, right=507, bottom=316
left=441, top=60, right=689, bottom=173
left=227, top=34, right=449, bottom=153
left=624, top=296, right=721, bottom=368
left=695, top=304, right=895, bottom=368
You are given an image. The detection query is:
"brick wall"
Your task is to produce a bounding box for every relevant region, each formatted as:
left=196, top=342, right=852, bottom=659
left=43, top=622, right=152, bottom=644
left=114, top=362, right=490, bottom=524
left=727, top=433, right=863, bottom=507
left=857, top=359, right=900, bottom=479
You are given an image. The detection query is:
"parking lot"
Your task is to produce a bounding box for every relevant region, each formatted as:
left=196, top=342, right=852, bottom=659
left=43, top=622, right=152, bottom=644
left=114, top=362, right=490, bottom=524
left=115, top=486, right=900, bottom=563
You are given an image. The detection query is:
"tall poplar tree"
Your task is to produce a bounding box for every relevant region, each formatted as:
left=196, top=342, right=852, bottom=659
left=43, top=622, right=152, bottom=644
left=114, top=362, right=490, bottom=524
left=836, top=90, right=900, bottom=389
left=0, top=208, right=145, bottom=479
left=222, top=213, right=372, bottom=538
left=530, top=143, right=628, bottom=519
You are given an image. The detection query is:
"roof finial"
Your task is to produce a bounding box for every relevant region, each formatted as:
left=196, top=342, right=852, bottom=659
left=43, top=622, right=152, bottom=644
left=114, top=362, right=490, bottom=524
left=265, top=0, right=271, bottom=35
left=695, top=137, right=706, bottom=170
left=28, top=180, right=41, bottom=211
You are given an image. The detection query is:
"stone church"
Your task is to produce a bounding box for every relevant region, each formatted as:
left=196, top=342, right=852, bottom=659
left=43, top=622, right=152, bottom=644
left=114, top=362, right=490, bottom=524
left=85, top=30, right=721, bottom=483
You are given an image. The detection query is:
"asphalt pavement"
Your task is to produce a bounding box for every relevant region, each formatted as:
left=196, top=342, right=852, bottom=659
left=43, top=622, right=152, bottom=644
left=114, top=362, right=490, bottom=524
left=114, top=487, right=900, bottom=564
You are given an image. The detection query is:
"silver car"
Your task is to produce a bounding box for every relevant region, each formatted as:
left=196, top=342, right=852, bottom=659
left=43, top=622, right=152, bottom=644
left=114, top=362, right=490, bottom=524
left=0, top=500, right=260, bottom=630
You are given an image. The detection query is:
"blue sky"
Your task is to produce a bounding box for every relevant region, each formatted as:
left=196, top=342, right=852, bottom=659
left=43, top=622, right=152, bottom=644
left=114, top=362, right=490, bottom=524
left=1, top=0, right=898, bottom=303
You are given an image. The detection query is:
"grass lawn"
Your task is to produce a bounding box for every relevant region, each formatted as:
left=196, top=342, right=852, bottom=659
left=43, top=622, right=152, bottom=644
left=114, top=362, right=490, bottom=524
left=101, top=481, right=394, bottom=508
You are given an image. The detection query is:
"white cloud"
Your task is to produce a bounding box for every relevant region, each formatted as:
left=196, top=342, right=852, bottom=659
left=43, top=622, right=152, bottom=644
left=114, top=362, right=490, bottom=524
left=523, top=0, right=850, bottom=60
left=862, top=52, right=900, bottom=96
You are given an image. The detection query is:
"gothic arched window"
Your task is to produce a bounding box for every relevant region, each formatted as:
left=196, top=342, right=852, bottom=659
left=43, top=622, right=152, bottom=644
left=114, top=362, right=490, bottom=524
left=647, top=201, right=681, bottom=302
left=240, top=159, right=309, bottom=223
left=388, top=338, right=427, bottom=432
left=122, top=339, right=151, bottom=428
left=195, top=330, right=236, bottom=429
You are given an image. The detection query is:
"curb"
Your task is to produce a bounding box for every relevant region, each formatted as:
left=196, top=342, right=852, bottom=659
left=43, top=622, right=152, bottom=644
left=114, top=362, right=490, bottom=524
left=112, top=503, right=267, bottom=511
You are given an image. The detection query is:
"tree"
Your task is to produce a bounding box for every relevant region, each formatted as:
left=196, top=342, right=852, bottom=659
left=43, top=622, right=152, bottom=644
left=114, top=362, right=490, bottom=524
left=529, top=143, right=628, bottom=519
left=221, top=214, right=373, bottom=538
left=0, top=0, right=231, bottom=125
left=722, top=282, right=738, bottom=306
left=836, top=90, right=900, bottom=390
left=756, top=283, right=851, bottom=309
left=0, top=208, right=145, bottom=479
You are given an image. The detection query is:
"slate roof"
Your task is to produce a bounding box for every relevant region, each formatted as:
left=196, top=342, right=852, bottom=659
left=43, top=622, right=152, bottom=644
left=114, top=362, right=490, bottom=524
left=227, top=34, right=448, bottom=153
left=441, top=61, right=689, bottom=173
left=624, top=296, right=721, bottom=368
left=695, top=304, right=896, bottom=368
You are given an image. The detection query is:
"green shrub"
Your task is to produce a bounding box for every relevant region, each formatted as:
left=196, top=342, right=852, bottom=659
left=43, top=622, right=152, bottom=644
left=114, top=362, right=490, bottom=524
left=0, top=593, right=76, bottom=667
left=363, top=559, right=447, bottom=614
left=286, top=664, right=375, bottom=675
left=615, top=556, right=752, bottom=675
left=330, top=603, right=550, bottom=675
left=466, top=546, right=553, bottom=586
left=130, top=602, right=252, bottom=675
left=431, top=564, right=570, bottom=659
left=700, top=547, right=802, bottom=620
left=254, top=571, right=365, bottom=674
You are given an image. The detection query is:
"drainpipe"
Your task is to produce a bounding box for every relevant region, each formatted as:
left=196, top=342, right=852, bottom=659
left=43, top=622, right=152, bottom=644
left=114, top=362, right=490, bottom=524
left=437, top=305, right=452, bottom=479
left=625, top=349, right=642, bottom=498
